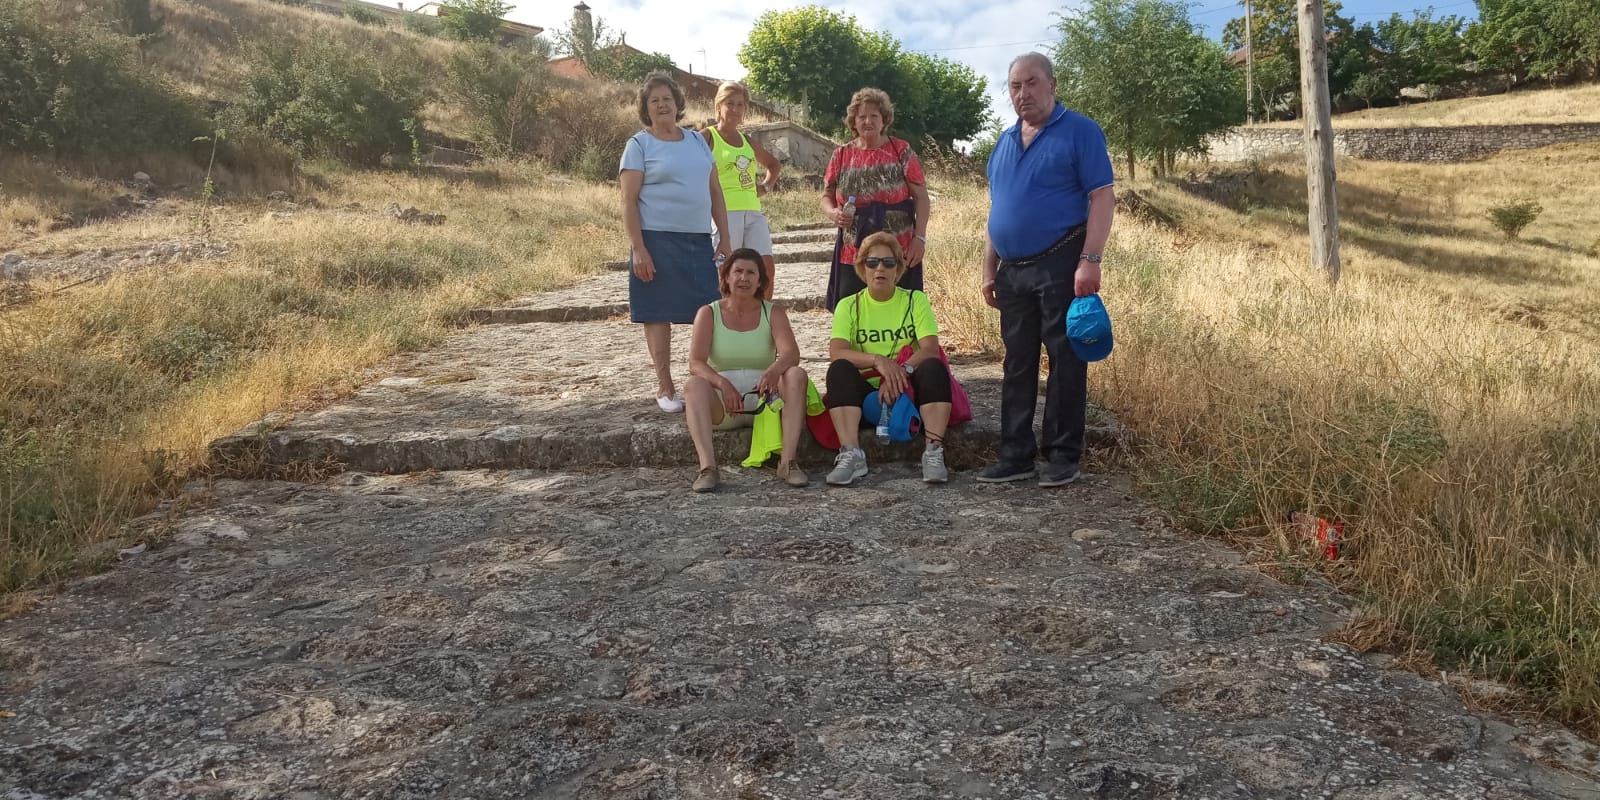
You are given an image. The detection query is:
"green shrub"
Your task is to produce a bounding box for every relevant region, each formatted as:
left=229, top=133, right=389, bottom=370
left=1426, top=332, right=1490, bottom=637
left=445, top=43, right=548, bottom=156
left=0, top=0, right=206, bottom=158
left=1487, top=199, right=1544, bottom=240
left=572, top=143, right=614, bottom=184
left=343, top=2, right=386, bottom=26
left=402, top=12, right=441, bottom=36
left=230, top=31, right=428, bottom=166
left=439, top=0, right=510, bottom=41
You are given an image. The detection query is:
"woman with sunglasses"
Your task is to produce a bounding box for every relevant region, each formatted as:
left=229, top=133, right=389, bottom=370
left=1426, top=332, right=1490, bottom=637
left=683, top=248, right=811, bottom=493
left=824, top=231, right=954, bottom=486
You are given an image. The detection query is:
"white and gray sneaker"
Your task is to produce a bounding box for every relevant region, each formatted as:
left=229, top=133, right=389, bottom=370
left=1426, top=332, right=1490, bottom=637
left=922, top=443, right=948, bottom=483
left=826, top=448, right=868, bottom=486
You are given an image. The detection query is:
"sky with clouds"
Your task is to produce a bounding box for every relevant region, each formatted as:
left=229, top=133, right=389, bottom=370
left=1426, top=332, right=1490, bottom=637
left=508, top=0, right=1481, bottom=129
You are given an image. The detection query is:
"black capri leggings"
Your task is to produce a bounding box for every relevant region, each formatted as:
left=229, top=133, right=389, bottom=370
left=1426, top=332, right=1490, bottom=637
left=826, top=357, right=953, bottom=409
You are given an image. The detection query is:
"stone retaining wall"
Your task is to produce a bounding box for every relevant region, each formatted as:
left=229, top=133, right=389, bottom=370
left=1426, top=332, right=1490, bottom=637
left=744, top=121, right=841, bottom=174
left=1208, top=122, right=1600, bottom=163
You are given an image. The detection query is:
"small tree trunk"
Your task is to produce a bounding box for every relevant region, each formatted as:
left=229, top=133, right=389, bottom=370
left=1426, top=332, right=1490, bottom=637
left=1125, top=147, right=1136, bottom=182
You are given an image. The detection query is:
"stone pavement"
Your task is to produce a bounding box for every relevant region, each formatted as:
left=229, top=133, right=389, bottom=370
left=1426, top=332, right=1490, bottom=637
left=4, top=226, right=1600, bottom=799
left=212, top=227, right=1124, bottom=476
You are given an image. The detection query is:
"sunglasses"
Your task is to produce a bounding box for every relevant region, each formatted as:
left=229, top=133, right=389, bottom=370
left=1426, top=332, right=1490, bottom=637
left=733, top=391, right=778, bottom=415
left=863, top=257, right=899, bottom=269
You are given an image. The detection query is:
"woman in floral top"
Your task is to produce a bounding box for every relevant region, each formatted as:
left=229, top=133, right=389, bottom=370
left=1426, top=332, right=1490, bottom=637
left=820, top=87, right=932, bottom=311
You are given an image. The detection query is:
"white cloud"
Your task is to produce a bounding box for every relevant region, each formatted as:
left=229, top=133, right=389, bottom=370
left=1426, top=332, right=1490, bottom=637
left=508, top=0, right=1074, bottom=131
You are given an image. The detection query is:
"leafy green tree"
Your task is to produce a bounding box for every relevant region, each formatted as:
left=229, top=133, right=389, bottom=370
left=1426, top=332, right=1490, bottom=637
left=1056, top=0, right=1244, bottom=179
left=1343, top=12, right=1468, bottom=108
left=739, top=6, right=988, bottom=148
left=1466, top=0, right=1600, bottom=84
left=740, top=6, right=871, bottom=126
left=904, top=53, right=991, bottom=148
left=439, top=0, right=510, bottom=42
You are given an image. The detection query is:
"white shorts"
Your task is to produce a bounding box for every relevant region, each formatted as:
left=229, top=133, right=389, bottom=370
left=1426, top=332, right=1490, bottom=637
left=712, top=368, right=765, bottom=430
left=720, top=211, right=773, bottom=255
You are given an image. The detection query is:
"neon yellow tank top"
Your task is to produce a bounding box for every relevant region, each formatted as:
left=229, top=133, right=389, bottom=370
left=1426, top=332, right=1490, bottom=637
left=709, top=127, right=761, bottom=213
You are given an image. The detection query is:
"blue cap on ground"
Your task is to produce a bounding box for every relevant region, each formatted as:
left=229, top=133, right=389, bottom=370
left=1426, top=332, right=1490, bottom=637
left=1066, top=294, right=1114, bottom=362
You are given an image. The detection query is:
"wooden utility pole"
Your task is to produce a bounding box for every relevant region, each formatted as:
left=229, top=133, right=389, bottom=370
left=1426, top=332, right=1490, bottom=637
left=1296, top=0, right=1340, bottom=284
left=1244, top=0, right=1255, bottom=124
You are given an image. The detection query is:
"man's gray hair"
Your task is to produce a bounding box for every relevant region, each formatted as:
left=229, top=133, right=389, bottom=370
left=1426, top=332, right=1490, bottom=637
left=1008, top=51, right=1055, bottom=78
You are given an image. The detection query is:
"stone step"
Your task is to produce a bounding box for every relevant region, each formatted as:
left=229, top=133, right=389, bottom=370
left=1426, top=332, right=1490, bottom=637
left=211, top=315, right=1124, bottom=476
left=784, top=221, right=835, bottom=232
left=600, top=241, right=832, bottom=272
left=466, top=261, right=833, bottom=325
left=770, top=228, right=836, bottom=245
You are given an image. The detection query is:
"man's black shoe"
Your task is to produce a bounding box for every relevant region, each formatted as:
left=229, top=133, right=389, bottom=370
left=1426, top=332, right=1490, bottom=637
left=975, top=461, right=1038, bottom=483
left=1038, top=462, right=1081, bottom=488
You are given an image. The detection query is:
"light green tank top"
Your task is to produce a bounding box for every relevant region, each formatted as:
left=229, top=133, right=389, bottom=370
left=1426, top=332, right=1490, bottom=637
left=709, top=127, right=761, bottom=213
left=708, top=301, right=776, bottom=371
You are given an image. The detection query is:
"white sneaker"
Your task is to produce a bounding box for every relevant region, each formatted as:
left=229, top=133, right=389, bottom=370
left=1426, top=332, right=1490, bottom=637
left=922, top=444, right=948, bottom=483
left=826, top=448, right=868, bottom=486
left=656, top=392, right=684, bottom=413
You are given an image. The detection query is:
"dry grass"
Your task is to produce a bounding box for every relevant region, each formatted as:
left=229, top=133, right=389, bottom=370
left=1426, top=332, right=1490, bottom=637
left=919, top=143, right=1600, bottom=734
left=0, top=156, right=127, bottom=237
left=1255, top=82, right=1600, bottom=129
left=1, top=159, right=624, bottom=595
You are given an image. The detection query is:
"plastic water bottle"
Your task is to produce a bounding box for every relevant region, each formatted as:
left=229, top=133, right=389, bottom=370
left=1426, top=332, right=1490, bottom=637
left=841, top=194, right=856, bottom=228
left=875, top=394, right=892, bottom=445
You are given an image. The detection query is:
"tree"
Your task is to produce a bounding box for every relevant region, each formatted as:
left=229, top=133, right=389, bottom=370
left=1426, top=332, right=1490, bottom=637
left=551, top=12, right=674, bottom=82
left=590, top=48, right=675, bottom=83
left=903, top=54, right=991, bottom=148
left=1055, top=0, right=1244, bottom=179
left=1466, top=0, right=1600, bottom=85
left=439, top=0, right=510, bottom=43
left=739, top=6, right=989, bottom=148
left=1224, top=0, right=1352, bottom=119
left=740, top=7, right=871, bottom=127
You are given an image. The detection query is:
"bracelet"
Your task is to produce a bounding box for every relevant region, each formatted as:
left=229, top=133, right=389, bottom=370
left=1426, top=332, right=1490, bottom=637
left=914, top=234, right=927, bottom=243
left=1080, top=253, right=1102, bottom=263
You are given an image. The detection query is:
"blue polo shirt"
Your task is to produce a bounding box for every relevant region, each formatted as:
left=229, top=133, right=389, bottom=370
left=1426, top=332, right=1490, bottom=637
left=986, top=103, right=1114, bottom=260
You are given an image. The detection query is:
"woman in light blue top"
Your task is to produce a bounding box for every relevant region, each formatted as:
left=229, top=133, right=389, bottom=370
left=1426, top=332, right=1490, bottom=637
left=620, top=72, right=732, bottom=413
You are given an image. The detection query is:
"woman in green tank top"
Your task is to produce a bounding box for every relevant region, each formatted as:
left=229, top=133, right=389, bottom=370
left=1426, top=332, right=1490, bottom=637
left=683, top=249, right=811, bottom=492
left=702, top=81, right=782, bottom=299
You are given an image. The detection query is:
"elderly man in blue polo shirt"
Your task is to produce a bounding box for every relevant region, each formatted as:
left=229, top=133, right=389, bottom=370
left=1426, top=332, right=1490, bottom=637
left=975, top=52, right=1115, bottom=487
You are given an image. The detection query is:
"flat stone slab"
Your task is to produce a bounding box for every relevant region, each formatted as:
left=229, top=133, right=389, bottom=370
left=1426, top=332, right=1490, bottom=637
left=211, top=312, right=1125, bottom=475
left=3, top=468, right=1595, bottom=798
left=468, top=261, right=832, bottom=325
left=771, top=228, right=835, bottom=245
left=599, top=241, right=834, bottom=272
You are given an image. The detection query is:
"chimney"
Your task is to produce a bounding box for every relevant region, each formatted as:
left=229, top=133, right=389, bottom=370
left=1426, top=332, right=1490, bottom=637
left=573, top=2, right=593, bottom=51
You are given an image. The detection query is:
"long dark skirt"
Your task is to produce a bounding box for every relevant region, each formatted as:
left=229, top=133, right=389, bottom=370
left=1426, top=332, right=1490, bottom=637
left=629, top=229, right=719, bottom=324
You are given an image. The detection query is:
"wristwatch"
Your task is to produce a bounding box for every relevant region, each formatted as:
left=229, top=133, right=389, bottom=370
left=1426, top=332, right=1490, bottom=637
left=1080, top=253, right=1103, bottom=264
left=904, top=363, right=916, bottom=375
